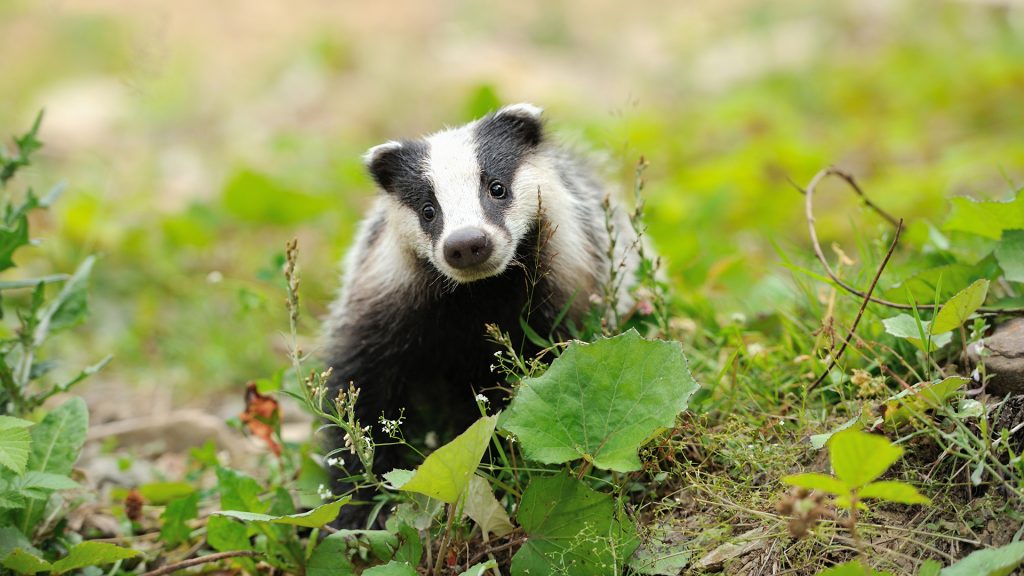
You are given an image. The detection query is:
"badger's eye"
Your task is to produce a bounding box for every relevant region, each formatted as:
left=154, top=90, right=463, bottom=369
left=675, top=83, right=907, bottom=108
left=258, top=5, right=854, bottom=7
left=488, top=180, right=507, bottom=199
left=421, top=204, right=436, bottom=221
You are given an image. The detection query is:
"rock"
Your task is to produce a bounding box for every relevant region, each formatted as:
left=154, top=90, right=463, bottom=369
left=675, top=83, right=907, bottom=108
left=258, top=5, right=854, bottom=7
left=969, top=318, right=1024, bottom=395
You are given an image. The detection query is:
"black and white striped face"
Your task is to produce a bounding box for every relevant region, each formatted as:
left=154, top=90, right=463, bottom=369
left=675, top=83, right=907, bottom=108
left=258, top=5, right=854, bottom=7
left=364, top=103, right=545, bottom=284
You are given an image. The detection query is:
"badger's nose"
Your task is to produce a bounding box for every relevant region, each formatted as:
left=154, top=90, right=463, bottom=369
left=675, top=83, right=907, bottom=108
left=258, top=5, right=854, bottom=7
left=443, top=227, right=493, bottom=269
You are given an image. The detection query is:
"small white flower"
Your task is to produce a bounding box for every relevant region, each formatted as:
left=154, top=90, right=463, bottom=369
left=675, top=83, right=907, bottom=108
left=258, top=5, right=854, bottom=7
left=475, top=394, right=489, bottom=404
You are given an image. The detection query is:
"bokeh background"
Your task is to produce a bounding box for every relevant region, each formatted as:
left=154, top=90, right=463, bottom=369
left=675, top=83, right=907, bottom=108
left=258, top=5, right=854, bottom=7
left=2, top=0, right=1023, bottom=412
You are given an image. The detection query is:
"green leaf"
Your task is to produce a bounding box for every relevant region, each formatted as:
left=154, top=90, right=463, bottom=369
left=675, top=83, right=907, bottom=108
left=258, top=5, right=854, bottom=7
left=994, top=230, right=1024, bottom=283
left=1, top=549, right=51, bottom=574
left=919, top=559, right=942, bottom=576
left=216, top=467, right=267, bottom=513
left=940, top=541, right=1024, bottom=576
left=944, top=193, right=1024, bottom=240
left=45, top=256, right=95, bottom=333
left=12, top=471, right=79, bottom=498
left=830, top=429, right=903, bottom=489
left=383, top=468, right=414, bottom=489
left=511, top=471, right=638, bottom=576
left=306, top=534, right=356, bottom=576
left=214, top=497, right=350, bottom=528
left=503, top=330, right=699, bottom=472
left=459, top=560, right=499, bottom=576
left=859, top=480, right=930, bottom=504
left=931, top=279, right=989, bottom=334
left=50, top=542, right=138, bottom=574
left=884, top=377, right=968, bottom=428
left=160, top=492, right=200, bottom=547
left=206, top=514, right=252, bottom=552
left=139, top=481, right=195, bottom=504
left=881, top=314, right=951, bottom=351
left=0, top=213, right=29, bottom=272
left=0, top=416, right=33, bottom=474
left=19, top=397, right=88, bottom=531
left=363, top=561, right=418, bottom=576
left=0, top=528, right=37, bottom=562
left=463, top=475, right=514, bottom=538
left=399, top=415, right=497, bottom=504
left=818, top=560, right=892, bottom=576
left=781, top=473, right=849, bottom=496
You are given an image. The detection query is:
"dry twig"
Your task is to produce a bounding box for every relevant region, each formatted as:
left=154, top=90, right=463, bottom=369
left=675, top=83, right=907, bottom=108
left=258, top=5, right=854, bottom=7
left=796, top=167, right=1024, bottom=315
left=141, top=550, right=259, bottom=576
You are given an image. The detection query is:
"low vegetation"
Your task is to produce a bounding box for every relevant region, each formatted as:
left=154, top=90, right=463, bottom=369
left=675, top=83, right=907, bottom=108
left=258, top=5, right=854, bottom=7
left=2, top=111, right=1024, bottom=575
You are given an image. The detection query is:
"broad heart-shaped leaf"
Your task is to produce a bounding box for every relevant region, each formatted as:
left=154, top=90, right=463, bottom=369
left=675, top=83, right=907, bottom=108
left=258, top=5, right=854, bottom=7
left=931, top=279, right=989, bottom=334
left=858, top=480, right=930, bottom=504
left=18, top=397, right=88, bottom=532
left=995, top=230, right=1024, bottom=283
left=503, top=330, right=699, bottom=472
left=944, top=192, right=1024, bottom=240
left=214, top=497, right=350, bottom=528
left=511, top=471, right=638, bottom=576
left=829, top=429, right=903, bottom=489
left=881, top=314, right=951, bottom=351
left=463, top=475, right=514, bottom=538
left=398, top=415, right=497, bottom=504
left=941, top=541, right=1024, bottom=576
left=781, top=473, right=849, bottom=496
left=50, top=542, right=138, bottom=574
left=884, top=377, right=968, bottom=428
left=0, top=416, right=33, bottom=474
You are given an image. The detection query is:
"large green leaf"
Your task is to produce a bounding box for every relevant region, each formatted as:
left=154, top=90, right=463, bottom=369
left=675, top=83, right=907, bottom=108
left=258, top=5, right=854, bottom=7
left=214, top=497, right=349, bottom=528
left=931, top=279, right=989, bottom=334
left=994, top=230, right=1024, bottom=283
left=206, top=515, right=252, bottom=552
left=818, top=560, right=893, bottom=576
left=395, top=415, right=497, bottom=504
left=944, top=193, right=1024, bottom=240
left=511, top=471, right=638, bottom=576
left=19, top=398, right=88, bottom=532
left=941, top=541, right=1024, bottom=576
left=50, top=542, right=138, bottom=574
left=830, top=429, right=903, bottom=489
left=0, top=416, right=33, bottom=474
left=306, top=533, right=356, bottom=576
left=503, top=330, right=699, bottom=472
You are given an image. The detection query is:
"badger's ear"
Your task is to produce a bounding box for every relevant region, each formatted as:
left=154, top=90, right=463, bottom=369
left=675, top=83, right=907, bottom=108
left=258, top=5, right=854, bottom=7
left=489, top=103, right=545, bottom=147
left=363, top=141, right=407, bottom=192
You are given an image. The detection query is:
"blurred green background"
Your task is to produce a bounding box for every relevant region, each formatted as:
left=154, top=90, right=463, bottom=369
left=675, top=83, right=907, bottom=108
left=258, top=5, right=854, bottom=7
left=1, top=0, right=1022, bottom=407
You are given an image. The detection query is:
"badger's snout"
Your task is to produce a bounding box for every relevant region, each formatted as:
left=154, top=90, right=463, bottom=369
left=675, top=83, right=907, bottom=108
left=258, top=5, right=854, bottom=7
left=443, top=227, right=493, bottom=269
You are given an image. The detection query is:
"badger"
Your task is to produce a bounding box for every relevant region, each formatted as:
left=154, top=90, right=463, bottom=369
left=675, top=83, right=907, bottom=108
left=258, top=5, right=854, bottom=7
left=324, top=103, right=645, bottom=520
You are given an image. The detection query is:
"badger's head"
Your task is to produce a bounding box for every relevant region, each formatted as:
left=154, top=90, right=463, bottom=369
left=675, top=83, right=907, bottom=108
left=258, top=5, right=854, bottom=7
left=364, top=103, right=545, bottom=284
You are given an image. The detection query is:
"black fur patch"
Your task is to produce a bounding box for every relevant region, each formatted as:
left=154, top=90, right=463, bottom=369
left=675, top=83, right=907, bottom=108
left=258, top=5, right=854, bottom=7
left=473, top=111, right=544, bottom=229
left=366, top=140, right=443, bottom=241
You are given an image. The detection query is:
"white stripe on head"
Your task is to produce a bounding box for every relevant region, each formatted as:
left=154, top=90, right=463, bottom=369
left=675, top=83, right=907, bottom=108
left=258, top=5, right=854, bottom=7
left=425, top=127, right=486, bottom=231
